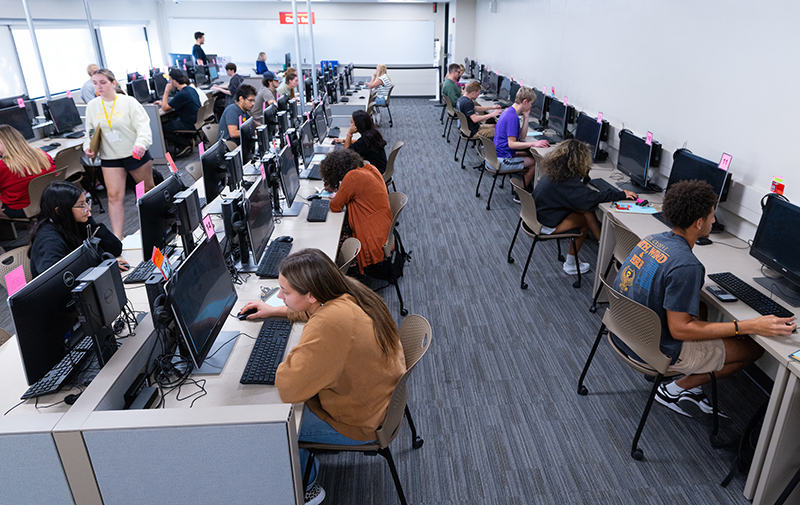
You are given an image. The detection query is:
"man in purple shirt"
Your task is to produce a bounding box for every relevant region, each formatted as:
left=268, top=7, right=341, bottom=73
left=493, top=86, right=549, bottom=199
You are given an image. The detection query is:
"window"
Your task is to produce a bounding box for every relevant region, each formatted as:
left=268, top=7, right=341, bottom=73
left=0, top=26, right=27, bottom=98
left=100, top=26, right=152, bottom=83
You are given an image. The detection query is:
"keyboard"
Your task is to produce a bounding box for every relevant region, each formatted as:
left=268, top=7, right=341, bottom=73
left=589, top=178, right=617, bottom=194
left=240, top=318, right=292, bottom=385
left=327, top=127, right=341, bottom=138
left=305, top=164, right=322, bottom=180
left=63, top=130, right=85, bottom=139
left=41, top=144, right=58, bottom=152
left=21, top=336, right=94, bottom=399
left=707, top=272, right=794, bottom=318
left=307, top=199, right=330, bottom=222
left=256, top=240, right=293, bottom=278
left=534, top=135, right=561, bottom=145
left=124, top=244, right=176, bottom=284
left=652, top=212, right=672, bottom=228
left=199, top=196, right=207, bottom=208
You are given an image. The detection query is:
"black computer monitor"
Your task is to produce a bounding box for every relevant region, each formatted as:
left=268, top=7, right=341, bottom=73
left=169, top=53, right=193, bottom=67
left=547, top=99, right=568, bottom=138
left=167, top=234, right=238, bottom=370
left=498, top=76, right=512, bottom=101
left=285, top=53, right=291, bottom=70
left=617, top=130, right=653, bottom=189
left=529, top=89, right=549, bottom=127
left=288, top=99, right=299, bottom=128
left=263, top=103, right=279, bottom=140
left=509, top=81, right=520, bottom=103
left=153, top=73, right=168, bottom=96
left=487, top=71, right=498, bottom=95
left=277, top=94, right=290, bottom=112
left=304, top=78, right=314, bottom=101
left=195, top=65, right=209, bottom=86
left=224, top=148, right=244, bottom=191
left=126, top=72, right=142, bottom=83
left=46, top=97, right=82, bottom=134
left=137, top=174, right=185, bottom=260
left=313, top=104, right=327, bottom=142
left=0, top=105, right=35, bottom=140
left=240, top=117, right=257, bottom=164
left=667, top=150, right=731, bottom=204
left=8, top=242, right=102, bottom=385
left=277, top=144, right=301, bottom=215
left=131, top=79, right=151, bottom=104
left=246, top=178, right=275, bottom=263
left=202, top=140, right=229, bottom=205
left=750, top=196, right=800, bottom=305
left=323, top=95, right=332, bottom=126
left=574, top=112, right=603, bottom=160
left=300, top=120, right=314, bottom=166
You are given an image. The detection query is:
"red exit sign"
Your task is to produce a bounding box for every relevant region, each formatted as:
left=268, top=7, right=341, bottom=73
left=280, top=12, right=316, bottom=24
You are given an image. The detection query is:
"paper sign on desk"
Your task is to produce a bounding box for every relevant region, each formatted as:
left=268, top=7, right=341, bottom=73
left=198, top=142, right=205, bottom=157
left=612, top=202, right=658, bottom=214
left=66, top=90, right=72, bottom=99
left=17, top=98, right=24, bottom=108
left=259, top=163, right=266, bottom=180
left=646, top=131, right=653, bottom=146
left=597, top=112, right=603, bottom=123
left=790, top=349, right=800, bottom=363
left=718, top=153, right=732, bottom=171
left=202, top=215, right=215, bottom=240
left=265, top=289, right=285, bottom=308
left=312, top=154, right=326, bottom=162
left=5, top=266, right=26, bottom=296
left=151, top=247, right=172, bottom=281
left=527, top=131, right=543, bottom=137
left=135, top=181, right=145, bottom=200
left=165, top=152, right=178, bottom=173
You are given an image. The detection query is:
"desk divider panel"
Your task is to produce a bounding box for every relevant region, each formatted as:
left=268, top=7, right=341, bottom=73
left=0, top=428, right=75, bottom=504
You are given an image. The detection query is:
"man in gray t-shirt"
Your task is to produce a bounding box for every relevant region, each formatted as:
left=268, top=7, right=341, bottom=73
left=253, top=71, right=280, bottom=125
left=218, top=84, right=255, bottom=144
left=80, top=63, right=98, bottom=103
left=612, top=180, right=795, bottom=418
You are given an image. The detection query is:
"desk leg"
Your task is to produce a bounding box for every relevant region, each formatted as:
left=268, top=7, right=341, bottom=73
left=745, top=364, right=790, bottom=500
left=752, top=370, right=800, bottom=505
left=593, top=211, right=616, bottom=306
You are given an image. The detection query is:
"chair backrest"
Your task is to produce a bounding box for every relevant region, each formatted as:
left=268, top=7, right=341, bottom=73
left=0, top=245, right=32, bottom=290
left=443, top=95, right=456, bottom=117
left=608, top=215, right=641, bottom=265
left=383, top=192, right=408, bottom=258
left=24, top=171, right=60, bottom=218
left=398, top=314, right=432, bottom=372
left=193, top=103, right=207, bottom=130
left=336, top=237, right=362, bottom=273
left=383, top=141, right=404, bottom=185
left=600, top=277, right=672, bottom=374
left=454, top=109, right=474, bottom=139
left=510, top=178, right=543, bottom=235
left=52, top=145, right=84, bottom=181
left=0, top=327, right=11, bottom=347
left=225, top=140, right=237, bottom=152
left=202, top=123, right=219, bottom=145
left=479, top=136, right=501, bottom=171
left=375, top=370, right=410, bottom=448
left=185, top=162, right=203, bottom=182
left=384, top=85, right=395, bottom=103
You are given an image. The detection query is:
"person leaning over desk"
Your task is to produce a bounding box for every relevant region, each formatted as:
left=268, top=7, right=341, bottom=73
left=156, top=69, right=201, bottom=158
left=332, top=110, right=387, bottom=174
left=277, top=71, right=298, bottom=100
left=612, top=180, right=796, bottom=418
left=533, top=139, right=637, bottom=276
left=218, top=84, right=256, bottom=145
left=457, top=81, right=502, bottom=139
left=83, top=68, right=154, bottom=241
left=28, top=181, right=126, bottom=278
left=0, top=124, right=56, bottom=219
left=320, top=149, right=392, bottom=273
left=239, top=248, right=405, bottom=505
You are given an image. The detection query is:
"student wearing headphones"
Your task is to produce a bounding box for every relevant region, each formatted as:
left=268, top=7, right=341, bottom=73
left=218, top=84, right=256, bottom=144
left=239, top=248, right=405, bottom=505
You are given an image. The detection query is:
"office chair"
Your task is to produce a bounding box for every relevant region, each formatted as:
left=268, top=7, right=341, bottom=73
left=52, top=145, right=85, bottom=183
left=365, top=192, right=409, bottom=316
left=184, top=162, right=203, bottom=182
left=0, top=245, right=32, bottom=290
left=453, top=110, right=482, bottom=169
left=507, top=178, right=584, bottom=289
left=173, top=103, right=210, bottom=155
left=0, top=327, right=11, bottom=347
left=201, top=123, right=219, bottom=149
left=589, top=215, right=640, bottom=313
left=23, top=171, right=61, bottom=219
left=442, top=95, right=457, bottom=143
left=336, top=237, right=362, bottom=274
left=383, top=141, right=404, bottom=192
left=301, top=314, right=431, bottom=505
left=476, top=136, right=522, bottom=210
left=577, top=278, right=720, bottom=460
left=371, top=85, right=395, bottom=127
left=397, top=314, right=432, bottom=450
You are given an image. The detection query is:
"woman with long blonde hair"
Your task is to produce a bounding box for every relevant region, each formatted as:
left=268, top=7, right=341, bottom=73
left=0, top=124, right=56, bottom=218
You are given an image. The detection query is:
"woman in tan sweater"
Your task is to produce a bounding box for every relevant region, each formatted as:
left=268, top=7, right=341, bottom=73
left=240, top=248, right=405, bottom=504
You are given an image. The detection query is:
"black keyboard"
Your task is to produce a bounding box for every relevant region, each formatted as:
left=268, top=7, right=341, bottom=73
left=306, top=164, right=322, bottom=180
left=124, top=244, right=176, bottom=284
left=256, top=240, right=293, bottom=278
left=41, top=144, right=59, bottom=152
left=652, top=212, right=672, bottom=228
left=240, top=318, right=292, bottom=385
left=327, top=127, right=340, bottom=138
left=63, top=130, right=85, bottom=139
left=708, top=272, right=794, bottom=318
left=589, top=178, right=617, bottom=193
left=534, top=135, right=561, bottom=145
left=199, top=196, right=207, bottom=208
left=21, top=336, right=94, bottom=400
left=307, top=199, right=330, bottom=222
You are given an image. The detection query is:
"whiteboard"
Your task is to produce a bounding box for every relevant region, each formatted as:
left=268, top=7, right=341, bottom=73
left=167, top=17, right=433, bottom=67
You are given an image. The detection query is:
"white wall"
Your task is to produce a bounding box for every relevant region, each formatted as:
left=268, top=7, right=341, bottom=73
left=451, top=0, right=476, bottom=68
left=473, top=0, right=800, bottom=240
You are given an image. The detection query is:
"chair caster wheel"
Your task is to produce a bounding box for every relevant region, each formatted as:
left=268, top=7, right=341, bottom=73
left=412, top=437, right=424, bottom=449
left=710, top=435, right=722, bottom=448
left=573, top=281, right=581, bottom=289
left=589, top=305, right=597, bottom=313
left=508, top=257, right=515, bottom=264
left=632, top=449, right=644, bottom=461
left=521, top=283, right=528, bottom=290
left=577, top=385, right=588, bottom=396
left=558, top=255, right=566, bottom=262
left=400, top=309, right=408, bottom=316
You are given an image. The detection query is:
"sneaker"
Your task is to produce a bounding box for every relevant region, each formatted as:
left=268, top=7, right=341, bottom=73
left=678, top=388, right=730, bottom=419
left=304, top=483, right=326, bottom=505
left=562, top=260, right=590, bottom=275
left=512, top=189, right=520, bottom=204
left=94, top=181, right=105, bottom=191
left=655, top=383, right=694, bottom=417
left=176, top=145, right=192, bottom=158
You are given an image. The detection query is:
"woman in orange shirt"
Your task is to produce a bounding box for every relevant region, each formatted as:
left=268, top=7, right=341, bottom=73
left=320, top=150, right=392, bottom=272
left=0, top=125, right=56, bottom=218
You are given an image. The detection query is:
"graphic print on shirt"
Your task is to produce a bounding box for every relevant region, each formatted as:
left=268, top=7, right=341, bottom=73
left=618, top=237, right=670, bottom=294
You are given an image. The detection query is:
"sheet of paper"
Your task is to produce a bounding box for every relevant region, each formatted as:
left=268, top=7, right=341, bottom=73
left=266, top=291, right=285, bottom=308
left=122, top=234, right=142, bottom=250
left=527, top=131, right=543, bottom=137
left=612, top=202, right=658, bottom=214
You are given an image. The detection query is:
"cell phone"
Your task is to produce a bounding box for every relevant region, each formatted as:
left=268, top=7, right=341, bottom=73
left=705, top=285, right=737, bottom=302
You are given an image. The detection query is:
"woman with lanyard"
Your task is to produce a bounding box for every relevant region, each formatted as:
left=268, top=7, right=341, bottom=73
left=83, top=69, right=154, bottom=240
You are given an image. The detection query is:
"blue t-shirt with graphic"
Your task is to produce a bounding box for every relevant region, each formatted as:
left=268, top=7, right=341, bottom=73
left=493, top=107, right=520, bottom=158
left=612, top=231, right=704, bottom=363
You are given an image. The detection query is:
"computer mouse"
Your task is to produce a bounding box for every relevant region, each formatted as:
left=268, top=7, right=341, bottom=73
left=696, top=236, right=713, bottom=246
left=238, top=307, right=257, bottom=320
left=64, top=393, right=81, bottom=405
left=307, top=194, right=321, bottom=201
left=50, top=142, right=61, bottom=147
left=275, top=235, right=293, bottom=243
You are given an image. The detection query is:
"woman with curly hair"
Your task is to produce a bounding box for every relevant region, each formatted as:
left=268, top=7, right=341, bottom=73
left=533, top=139, right=637, bottom=275
left=320, top=149, right=392, bottom=272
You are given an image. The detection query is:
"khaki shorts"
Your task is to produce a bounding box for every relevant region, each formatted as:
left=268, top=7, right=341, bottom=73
left=669, top=339, right=726, bottom=375
left=477, top=123, right=495, bottom=138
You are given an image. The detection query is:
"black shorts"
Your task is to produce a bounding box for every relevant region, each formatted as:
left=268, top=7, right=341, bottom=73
left=101, top=150, right=153, bottom=172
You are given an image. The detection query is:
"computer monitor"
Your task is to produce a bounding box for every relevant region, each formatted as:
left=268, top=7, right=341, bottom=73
left=667, top=149, right=731, bottom=204
left=224, top=147, right=244, bottom=191
left=277, top=144, right=302, bottom=216
left=288, top=99, right=299, bottom=128
left=131, top=79, right=151, bottom=104
left=46, top=97, right=82, bottom=134
left=498, top=76, right=512, bottom=101
left=126, top=72, right=142, bottom=83
left=169, top=53, right=194, bottom=68
left=208, top=65, right=218, bottom=80
left=617, top=129, right=653, bottom=191
left=574, top=112, right=603, bottom=160
left=201, top=139, right=229, bottom=207
left=285, top=53, right=291, bottom=70
left=277, top=94, right=290, bottom=112
left=245, top=178, right=275, bottom=264
left=313, top=104, right=327, bottom=142
left=167, top=234, right=238, bottom=370
left=263, top=103, right=279, bottom=140
left=509, top=81, right=520, bottom=103
left=547, top=99, right=568, bottom=138
left=304, top=78, right=314, bottom=102
left=749, top=196, right=800, bottom=306
left=153, top=73, right=168, bottom=96
left=300, top=120, right=314, bottom=166
left=137, top=174, right=185, bottom=260
left=8, top=242, right=102, bottom=385
left=195, top=65, right=209, bottom=86
left=323, top=95, right=332, bottom=126
left=486, top=71, right=498, bottom=95
left=529, top=89, right=549, bottom=127
left=240, top=117, right=257, bottom=164
left=277, top=111, right=290, bottom=140
left=0, top=105, right=35, bottom=140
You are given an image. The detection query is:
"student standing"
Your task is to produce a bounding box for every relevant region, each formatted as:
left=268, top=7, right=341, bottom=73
left=0, top=125, right=56, bottom=218
left=332, top=110, right=388, bottom=174
left=156, top=69, right=201, bottom=158
left=218, top=84, right=256, bottom=144
left=80, top=64, right=98, bottom=103
left=83, top=69, right=154, bottom=240
left=253, top=71, right=280, bottom=125
left=192, top=32, right=207, bottom=65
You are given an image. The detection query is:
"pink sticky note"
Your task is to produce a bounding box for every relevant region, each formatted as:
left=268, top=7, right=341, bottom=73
left=551, top=87, right=555, bottom=97
left=132, top=148, right=141, bottom=160
left=520, top=79, right=524, bottom=85
left=285, top=134, right=290, bottom=145
left=718, top=153, right=732, bottom=171
left=183, top=64, right=187, bottom=71
left=135, top=181, right=145, bottom=200
left=259, top=163, right=267, bottom=180
left=238, top=116, right=243, bottom=128
left=263, top=102, right=266, bottom=112
left=183, top=58, right=186, bottom=64
left=645, top=131, right=653, bottom=146
left=198, top=142, right=205, bottom=156
left=563, top=96, right=568, bottom=106
left=66, top=89, right=72, bottom=99
left=202, top=215, right=215, bottom=240
left=5, top=265, right=26, bottom=296
left=165, top=152, right=178, bottom=173
left=597, top=112, right=603, bottom=123
left=17, top=97, right=24, bottom=108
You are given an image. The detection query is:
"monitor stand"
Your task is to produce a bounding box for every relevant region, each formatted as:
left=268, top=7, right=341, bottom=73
left=279, top=200, right=304, bottom=217
left=616, top=180, right=658, bottom=195
left=192, top=331, right=238, bottom=375
left=236, top=249, right=259, bottom=273
left=753, top=276, right=800, bottom=307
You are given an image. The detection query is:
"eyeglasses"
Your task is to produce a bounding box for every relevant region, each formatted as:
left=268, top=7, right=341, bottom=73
left=73, top=198, right=92, bottom=211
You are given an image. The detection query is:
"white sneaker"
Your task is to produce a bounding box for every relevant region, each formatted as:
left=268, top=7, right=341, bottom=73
left=563, top=260, right=590, bottom=275
left=304, top=483, right=326, bottom=504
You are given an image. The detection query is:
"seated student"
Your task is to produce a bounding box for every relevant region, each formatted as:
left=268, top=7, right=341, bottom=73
left=493, top=86, right=550, bottom=199
left=441, top=63, right=464, bottom=108
left=253, top=71, right=280, bottom=125
left=367, top=65, right=392, bottom=126
left=28, top=181, right=126, bottom=277
left=613, top=180, right=796, bottom=418
left=80, top=64, right=98, bottom=103
left=239, top=248, right=405, bottom=505
left=457, top=81, right=502, bottom=139
left=276, top=71, right=298, bottom=99
left=320, top=150, right=392, bottom=272
left=192, top=31, right=207, bottom=65
left=255, top=52, right=269, bottom=75
left=156, top=69, right=201, bottom=158
left=533, top=140, right=637, bottom=275
left=218, top=84, right=256, bottom=145
left=332, top=110, right=387, bottom=174
left=0, top=125, right=57, bottom=219
left=457, top=64, right=467, bottom=87
left=212, top=63, right=244, bottom=108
